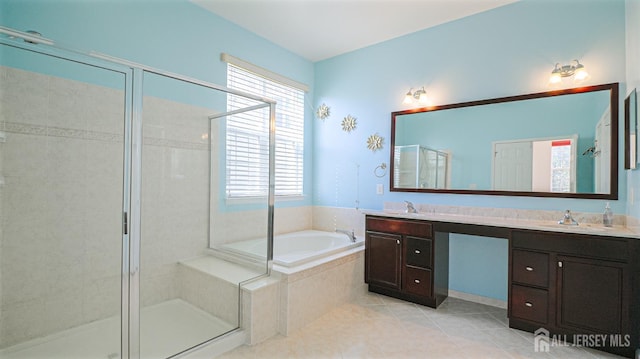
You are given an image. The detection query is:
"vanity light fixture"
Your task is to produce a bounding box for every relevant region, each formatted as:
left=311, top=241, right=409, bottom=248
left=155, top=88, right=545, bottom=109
left=402, top=87, right=429, bottom=105
left=549, top=60, right=589, bottom=84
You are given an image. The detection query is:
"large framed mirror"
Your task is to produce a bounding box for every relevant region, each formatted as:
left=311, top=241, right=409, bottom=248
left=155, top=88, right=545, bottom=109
left=390, top=83, right=619, bottom=199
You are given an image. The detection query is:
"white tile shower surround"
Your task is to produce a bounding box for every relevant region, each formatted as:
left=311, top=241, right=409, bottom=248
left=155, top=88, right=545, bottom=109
left=1, top=66, right=127, bottom=347
left=0, top=65, right=233, bottom=347
left=0, top=299, right=234, bottom=359
left=220, top=294, right=625, bottom=359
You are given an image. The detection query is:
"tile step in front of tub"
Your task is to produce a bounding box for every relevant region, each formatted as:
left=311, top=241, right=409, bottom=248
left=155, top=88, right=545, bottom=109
left=179, top=255, right=265, bottom=285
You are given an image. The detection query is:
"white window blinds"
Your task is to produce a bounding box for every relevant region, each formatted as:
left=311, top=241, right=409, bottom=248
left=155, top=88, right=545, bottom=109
left=226, top=62, right=305, bottom=198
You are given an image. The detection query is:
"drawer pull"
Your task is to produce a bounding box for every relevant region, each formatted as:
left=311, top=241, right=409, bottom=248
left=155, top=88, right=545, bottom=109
left=525, top=266, right=534, bottom=271
left=525, top=302, right=533, bottom=307
left=414, top=250, right=421, bottom=254
left=414, top=279, right=420, bottom=284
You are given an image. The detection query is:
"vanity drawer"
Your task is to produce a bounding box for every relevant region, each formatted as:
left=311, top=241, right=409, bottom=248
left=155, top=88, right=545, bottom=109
left=511, top=285, right=549, bottom=324
left=511, top=230, right=629, bottom=262
left=512, top=250, right=549, bottom=288
left=406, top=237, right=432, bottom=268
left=367, top=217, right=432, bottom=238
left=404, top=266, right=432, bottom=298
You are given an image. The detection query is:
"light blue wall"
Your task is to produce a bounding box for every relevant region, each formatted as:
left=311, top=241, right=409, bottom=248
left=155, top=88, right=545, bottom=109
left=449, top=234, right=508, bottom=300
left=314, top=0, right=626, bottom=300
left=0, top=0, right=315, bottom=209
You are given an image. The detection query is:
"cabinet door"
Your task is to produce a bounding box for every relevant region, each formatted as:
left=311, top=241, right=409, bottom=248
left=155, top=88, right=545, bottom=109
left=556, top=255, right=626, bottom=334
left=365, top=231, right=402, bottom=290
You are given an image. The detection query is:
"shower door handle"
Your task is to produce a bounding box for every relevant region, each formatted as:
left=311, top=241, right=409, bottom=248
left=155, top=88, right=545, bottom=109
left=123, top=212, right=128, bottom=235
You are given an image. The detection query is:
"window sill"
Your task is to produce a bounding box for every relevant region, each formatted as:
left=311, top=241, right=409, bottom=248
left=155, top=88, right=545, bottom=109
left=225, top=195, right=305, bottom=206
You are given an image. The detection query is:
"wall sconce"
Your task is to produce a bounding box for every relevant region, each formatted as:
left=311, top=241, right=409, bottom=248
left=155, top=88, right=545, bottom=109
left=402, top=87, right=429, bottom=105
left=549, top=60, right=589, bottom=84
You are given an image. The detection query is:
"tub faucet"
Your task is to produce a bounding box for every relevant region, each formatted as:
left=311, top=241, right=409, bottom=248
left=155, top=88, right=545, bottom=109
left=336, top=229, right=357, bottom=242
left=405, top=201, right=417, bottom=213
left=558, top=209, right=579, bottom=225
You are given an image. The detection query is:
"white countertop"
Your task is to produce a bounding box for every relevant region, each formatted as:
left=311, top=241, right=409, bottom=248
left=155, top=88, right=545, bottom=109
left=363, top=210, right=640, bottom=239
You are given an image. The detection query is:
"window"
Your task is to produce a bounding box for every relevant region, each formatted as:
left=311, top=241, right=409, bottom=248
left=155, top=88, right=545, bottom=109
left=550, top=139, right=572, bottom=192
left=225, top=59, right=305, bottom=199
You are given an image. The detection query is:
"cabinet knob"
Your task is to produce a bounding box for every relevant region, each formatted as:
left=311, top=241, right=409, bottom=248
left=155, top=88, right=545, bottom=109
left=396, top=239, right=400, bottom=245
left=414, top=279, right=420, bottom=284
left=558, top=261, right=563, bottom=268
left=525, top=302, right=533, bottom=307
left=525, top=266, right=534, bottom=271
left=414, top=249, right=421, bottom=254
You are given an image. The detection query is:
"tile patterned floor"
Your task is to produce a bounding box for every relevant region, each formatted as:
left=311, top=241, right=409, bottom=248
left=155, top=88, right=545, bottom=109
left=219, top=292, right=626, bottom=359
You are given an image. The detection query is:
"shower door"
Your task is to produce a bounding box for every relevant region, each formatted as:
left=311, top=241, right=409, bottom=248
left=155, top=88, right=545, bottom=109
left=0, top=41, right=131, bottom=358
left=136, top=69, right=275, bottom=358
left=137, top=71, right=237, bottom=358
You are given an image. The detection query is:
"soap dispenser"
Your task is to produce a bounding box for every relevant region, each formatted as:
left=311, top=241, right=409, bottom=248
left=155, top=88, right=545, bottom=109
left=603, top=202, right=613, bottom=227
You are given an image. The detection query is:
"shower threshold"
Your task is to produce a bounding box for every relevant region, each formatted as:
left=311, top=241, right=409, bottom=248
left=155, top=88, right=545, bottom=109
left=0, top=299, right=235, bottom=359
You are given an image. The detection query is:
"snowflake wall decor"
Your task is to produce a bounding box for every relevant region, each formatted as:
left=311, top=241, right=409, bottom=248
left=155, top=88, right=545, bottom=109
left=341, top=114, right=357, bottom=132
left=367, top=133, right=384, bottom=152
left=316, top=103, right=330, bottom=120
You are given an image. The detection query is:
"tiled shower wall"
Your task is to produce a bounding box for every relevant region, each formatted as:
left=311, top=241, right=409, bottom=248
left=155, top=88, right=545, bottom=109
left=0, top=66, right=125, bottom=348
left=140, top=95, right=215, bottom=308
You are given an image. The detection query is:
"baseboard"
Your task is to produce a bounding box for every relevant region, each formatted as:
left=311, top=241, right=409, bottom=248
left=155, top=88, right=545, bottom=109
left=447, top=289, right=507, bottom=309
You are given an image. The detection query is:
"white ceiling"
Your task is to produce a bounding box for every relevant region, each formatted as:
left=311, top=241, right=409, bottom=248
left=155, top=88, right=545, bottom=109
left=192, top=0, right=518, bottom=62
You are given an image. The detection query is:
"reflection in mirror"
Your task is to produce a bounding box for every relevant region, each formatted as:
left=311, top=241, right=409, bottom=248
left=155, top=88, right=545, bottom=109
left=393, top=145, right=449, bottom=189
left=390, top=83, right=618, bottom=199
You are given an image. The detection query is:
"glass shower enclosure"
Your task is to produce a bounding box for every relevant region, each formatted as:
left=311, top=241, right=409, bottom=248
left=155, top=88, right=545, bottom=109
left=394, top=145, right=449, bottom=189
left=0, top=27, right=274, bottom=359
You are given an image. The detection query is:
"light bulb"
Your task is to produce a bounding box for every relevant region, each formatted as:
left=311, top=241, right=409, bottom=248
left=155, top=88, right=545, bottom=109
left=549, top=72, right=562, bottom=84
left=574, top=66, right=588, bottom=81
left=418, top=91, right=428, bottom=104
left=403, top=90, right=413, bottom=105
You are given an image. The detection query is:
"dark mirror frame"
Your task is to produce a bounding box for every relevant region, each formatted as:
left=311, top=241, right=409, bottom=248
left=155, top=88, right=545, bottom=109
left=390, top=83, right=619, bottom=199
left=625, top=88, right=637, bottom=170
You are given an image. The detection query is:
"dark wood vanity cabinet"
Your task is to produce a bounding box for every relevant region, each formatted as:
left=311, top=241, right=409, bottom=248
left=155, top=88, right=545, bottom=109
left=365, top=231, right=402, bottom=290
left=509, top=230, right=639, bottom=357
left=365, top=216, right=449, bottom=308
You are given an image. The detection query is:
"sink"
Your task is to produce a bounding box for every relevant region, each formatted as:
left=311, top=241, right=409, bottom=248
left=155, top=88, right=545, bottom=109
left=383, top=209, right=422, bottom=217
left=574, top=223, right=615, bottom=232
left=536, top=222, right=614, bottom=232
left=382, top=209, right=406, bottom=215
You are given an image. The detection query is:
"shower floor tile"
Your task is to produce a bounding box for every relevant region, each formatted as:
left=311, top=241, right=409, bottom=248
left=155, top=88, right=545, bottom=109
left=0, top=299, right=234, bottom=359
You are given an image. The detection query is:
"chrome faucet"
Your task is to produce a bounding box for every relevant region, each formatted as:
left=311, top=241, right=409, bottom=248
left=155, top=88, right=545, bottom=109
left=405, top=201, right=417, bottom=214
left=558, top=209, right=579, bottom=225
left=336, top=229, right=357, bottom=242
